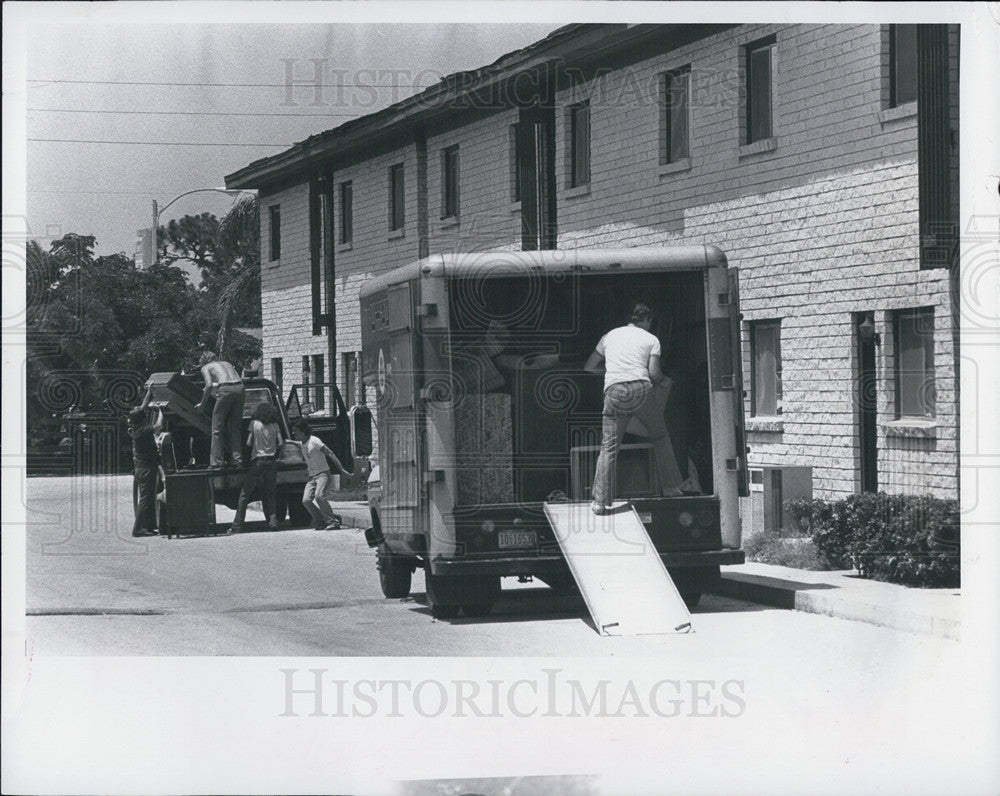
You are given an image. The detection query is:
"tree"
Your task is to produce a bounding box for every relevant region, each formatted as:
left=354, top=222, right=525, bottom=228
left=215, top=194, right=261, bottom=360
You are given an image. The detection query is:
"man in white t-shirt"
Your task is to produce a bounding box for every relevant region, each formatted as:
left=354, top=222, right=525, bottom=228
left=585, top=302, right=683, bottom=514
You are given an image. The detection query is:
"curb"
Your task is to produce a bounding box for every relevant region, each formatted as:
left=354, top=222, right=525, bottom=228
left=712, top=571, right=961, bottom=641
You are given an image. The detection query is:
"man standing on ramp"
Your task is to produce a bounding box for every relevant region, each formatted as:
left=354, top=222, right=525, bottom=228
left=585, top=302, right=683, bottom=514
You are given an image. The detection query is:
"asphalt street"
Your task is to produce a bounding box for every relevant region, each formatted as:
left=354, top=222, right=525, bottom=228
left=23, top=475, right=962, bottom=661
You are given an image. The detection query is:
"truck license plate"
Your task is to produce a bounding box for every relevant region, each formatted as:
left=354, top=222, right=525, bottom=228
left=498, top=530, right=537, bottom=549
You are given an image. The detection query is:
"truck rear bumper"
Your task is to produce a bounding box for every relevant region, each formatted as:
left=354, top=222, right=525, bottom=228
left=429, top=548, right=744, bottom=577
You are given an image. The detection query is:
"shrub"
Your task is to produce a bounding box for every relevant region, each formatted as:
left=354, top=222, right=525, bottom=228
left=743, top=521, right=825, bottom=570
left=786, top=493, right=960, bottom=588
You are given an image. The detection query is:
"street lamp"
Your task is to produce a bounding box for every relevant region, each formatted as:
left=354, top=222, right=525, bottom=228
left=151, top=187, right=255, bottom=266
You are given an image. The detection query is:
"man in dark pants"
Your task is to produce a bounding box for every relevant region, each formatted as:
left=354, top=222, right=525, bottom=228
left=195, top=351, right=246, bottom=469
left=128, top=408, right=159, bottom=537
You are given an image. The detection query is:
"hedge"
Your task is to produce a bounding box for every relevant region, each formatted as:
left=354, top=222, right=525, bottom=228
left=785, top=492, right=960, bottom=588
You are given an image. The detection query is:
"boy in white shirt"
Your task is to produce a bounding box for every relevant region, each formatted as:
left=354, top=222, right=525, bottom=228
left=293, top=419, right=353, bottom=530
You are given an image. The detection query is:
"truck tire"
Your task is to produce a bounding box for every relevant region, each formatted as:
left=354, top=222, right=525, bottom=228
left=424, top=565, right=500, bottom=619
left=459, top=576, right=500, bottom=618
left=377, top=544, right=414, bottom=598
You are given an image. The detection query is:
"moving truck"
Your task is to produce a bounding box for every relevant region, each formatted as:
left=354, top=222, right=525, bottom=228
left=360, top=247, right=748, bottom=618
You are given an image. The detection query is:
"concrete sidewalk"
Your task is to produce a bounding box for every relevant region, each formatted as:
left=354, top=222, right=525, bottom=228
left=328, top=502, right=962, bottom=640
left=713, top=562, right=961, bottom=640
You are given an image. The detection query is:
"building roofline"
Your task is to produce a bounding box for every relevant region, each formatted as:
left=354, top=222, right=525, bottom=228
left=226, top=23, right=730, bottom=191
left=359, top=246, right=727, bottom=298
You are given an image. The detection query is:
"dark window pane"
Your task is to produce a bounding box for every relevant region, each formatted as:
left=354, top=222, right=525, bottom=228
left=390, top=164, right=405, bottom=230
left=891, top=24, right=918, bottom=107
left=269, top=205, right=281, bottom=261
left=511, top=124, right=522, bottom=203
left=271, top=357, right=283, bottom=395
left=752, top=321, right=781, bottom=416
left=340, top=182, right=352, bottom=244
left=571, top=103, right=590, bottom=187
left=312, top=355, right=325, bottom=410
left=666, top=69, right=690, bottom=162
left=895, top=309, right=934, bottom=417
left=747, top=43, right=773, bottom=143
left=442, top=146, right=459, bottom=218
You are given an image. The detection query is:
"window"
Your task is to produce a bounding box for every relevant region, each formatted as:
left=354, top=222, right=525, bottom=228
left=270, top=357, right=283, bottom=395
left=661, top=66, right=691, bottom=164
left=389, top=163, right=405, bottom=231
left=268, top=204, right=281, bottom=261
left=339, top=181, right=353, bottom=245
left=569, top=101, right=590, bottom=188
left=894, top=308, right=935, bottom=418
left=343, top=352, right=363, bottom=406
left=441, top=145, right=460, bottom=219
left=510, top=124, right=522, bottom=203
left=750, top=320, right=782, bottom=417
left=889, top=24, right=918, bottom=107
left=745, top=36, right=775, bottom=144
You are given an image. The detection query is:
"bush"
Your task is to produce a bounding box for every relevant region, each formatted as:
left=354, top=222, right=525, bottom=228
left=786, top=493, right=960, bottom=588
left=743, top=521, right=825, bottom=570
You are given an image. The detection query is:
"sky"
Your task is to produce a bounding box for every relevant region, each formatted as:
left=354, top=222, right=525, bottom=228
left=19, top=15, right=558, bottom=260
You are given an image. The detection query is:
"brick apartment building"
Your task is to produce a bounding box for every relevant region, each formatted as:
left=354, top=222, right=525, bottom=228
left=226, top=23, right=959, bottom=502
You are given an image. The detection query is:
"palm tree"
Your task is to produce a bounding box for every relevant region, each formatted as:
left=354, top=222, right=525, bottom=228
left=215, top=194, right=260, bottom=360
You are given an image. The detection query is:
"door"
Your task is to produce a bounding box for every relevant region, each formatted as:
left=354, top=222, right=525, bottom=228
left=517, top=105, right=556, bottom=251
left=856, top=312, right=878, bottom=492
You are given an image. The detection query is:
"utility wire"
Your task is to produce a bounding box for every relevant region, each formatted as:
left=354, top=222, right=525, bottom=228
left=28, top=78, right=436, bottom=88
left=27, top=107, right=365, bottom=118
left=29, top=137, right=287, bottom=147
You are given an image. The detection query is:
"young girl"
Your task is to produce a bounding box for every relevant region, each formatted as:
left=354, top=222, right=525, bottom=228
left=231, top=402, right=283, bottom=533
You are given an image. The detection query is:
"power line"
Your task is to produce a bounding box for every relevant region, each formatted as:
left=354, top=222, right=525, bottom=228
left=28, top=77, right=435, bottom=88
left=28, top=137, right=287, bottom=147
left=27, top=107, right=364, bottom=118
left=29, top=189, right=229, bottom=196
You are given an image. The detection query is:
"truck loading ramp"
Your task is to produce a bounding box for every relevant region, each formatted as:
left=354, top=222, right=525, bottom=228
left=543, top=501, right=692, bottom=636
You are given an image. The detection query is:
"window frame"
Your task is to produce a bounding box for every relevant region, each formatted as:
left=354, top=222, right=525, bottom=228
left=339, top=181, right=353, bottom=245
left=750, top=318, right=782, bottom=418
left=893, top=307, right=935, bottom=419
left=268, top=204, right=281, bottom=262
left=744, top=35, right=776, bottom=145
left=388, top=162, right=405, bottom=232
left=270, top=357, right=283, bottom=395
left=441, top=145, right=460, bottom=220
left=661, top=65, right=691, bottom=165
left=568, top=101, right=591, bottom=189
left=889, top=24, right=918, bottom=108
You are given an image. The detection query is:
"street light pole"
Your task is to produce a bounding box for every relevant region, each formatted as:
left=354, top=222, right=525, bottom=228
left=150, top=187, right=254, bottom=267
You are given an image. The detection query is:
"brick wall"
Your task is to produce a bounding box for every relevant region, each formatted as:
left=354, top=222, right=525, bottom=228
left=255, top=23, right=957, bottom=499
left=545, top=23, right=955, bottom=498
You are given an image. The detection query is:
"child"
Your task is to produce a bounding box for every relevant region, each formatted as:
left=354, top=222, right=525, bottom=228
left=231, top=402, right=283, bottom=533
left=128, top=408, right=159, bottom=537
left=293, top=418, right=352, bottom=530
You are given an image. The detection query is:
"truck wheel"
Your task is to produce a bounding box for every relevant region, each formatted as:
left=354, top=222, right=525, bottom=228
left=377, top=544, right=413, bottom=598
left=460, top=576, right=500, bottom=618
left=423, top=566, right=463, bottom=619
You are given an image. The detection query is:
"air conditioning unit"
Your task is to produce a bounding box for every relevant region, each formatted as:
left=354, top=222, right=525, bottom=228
left=740, top=466, right=813, bottom=542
